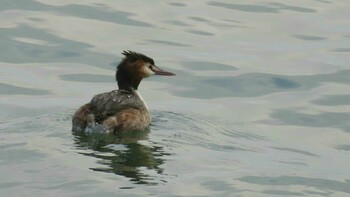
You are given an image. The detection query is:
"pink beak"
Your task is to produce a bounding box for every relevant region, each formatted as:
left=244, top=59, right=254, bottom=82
left=150, top=65, right=175, bottom=76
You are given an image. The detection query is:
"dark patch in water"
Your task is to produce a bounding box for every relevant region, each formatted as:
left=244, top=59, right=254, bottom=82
left=144, top=39, right=191, bottom=47
left=1, top=0, right=152, bottom=27
left=188, top=16, right=210, bottom=22
left=208, top=2, right=316, bottom=13
left=0, top=83, right=51, bottom=95
left=187, top=30, right=215, bottom=36
left=311, top=94, right=350, bottom=106
left=332, top=48, right=350, bottom=52
left=335, top=144, right=350, bottom=151
left=169, top=2, right=186, bottom=7
left=158, top=69, right=350, bottom=99
left=55, top=51, right=81, bottom=58
left=0, top=25, right=116, bottom=68
left=272, top=77, right=299, bottom=88
left=59, top=74, right=113, bottom=83
left=263, top=190, right=304, bottom=196
left=165, top=20, right=190, bottom=26
left=181, top=61, right=237, bottom=71
left=292, top=34, right=327, bottom=41
left=272, top=146, right=318, bottom=157
left=238, top=176, right=350, bottom=193
left=270, top=109, right=350, bottom=132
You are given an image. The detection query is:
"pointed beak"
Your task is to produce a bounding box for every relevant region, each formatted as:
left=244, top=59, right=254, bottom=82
left=150, top=65, right=175, bottom=76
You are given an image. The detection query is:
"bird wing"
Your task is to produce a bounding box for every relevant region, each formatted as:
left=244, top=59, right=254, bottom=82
left=90, top=90, right=143, bottom=122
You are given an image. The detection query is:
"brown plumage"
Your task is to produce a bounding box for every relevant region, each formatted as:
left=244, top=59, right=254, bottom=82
left=72, top=51, right=175, bottom=133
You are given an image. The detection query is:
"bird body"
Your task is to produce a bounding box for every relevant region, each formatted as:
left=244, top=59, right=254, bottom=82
left=72, top=51, right=175, bottom=133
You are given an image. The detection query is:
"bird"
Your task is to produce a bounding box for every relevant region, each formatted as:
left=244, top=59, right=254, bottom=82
left=72, top=50, right=175, bottom=133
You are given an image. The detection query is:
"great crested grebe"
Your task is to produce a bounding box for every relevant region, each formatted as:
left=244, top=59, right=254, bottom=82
left=72, top=51, right=175, bottom=133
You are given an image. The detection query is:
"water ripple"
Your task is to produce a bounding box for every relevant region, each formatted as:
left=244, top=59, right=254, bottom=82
left=311, top=94, right=350, bottom=106
left=270, top=109, right=350, bottom=132
left=167, top=69, right=350, bottom=99
left=292, top=34, right=327, bottom=41
left=1, top=0, right=152, bottom=27
left=0, top=83, right=51, bottom=95
left=152, top=111, right=266, bottom=151
left=0, top=25, right=115, bottom=66
left=208, top=2, right=317, bottom=13
left=238, top=176, right=350, bottom=194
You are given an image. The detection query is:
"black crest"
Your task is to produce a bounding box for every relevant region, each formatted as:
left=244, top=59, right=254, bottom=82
left=122, top=50, right=154, bottom=65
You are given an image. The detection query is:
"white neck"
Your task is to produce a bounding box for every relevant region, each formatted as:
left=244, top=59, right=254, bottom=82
left=135, top=90, right=149, bottom=111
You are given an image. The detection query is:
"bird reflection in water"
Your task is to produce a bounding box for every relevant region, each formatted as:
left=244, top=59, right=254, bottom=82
left=72, top=129, right=168, bottom=186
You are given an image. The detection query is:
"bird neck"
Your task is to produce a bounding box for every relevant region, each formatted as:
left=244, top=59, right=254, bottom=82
left=116, top=70, right=142, bottom=91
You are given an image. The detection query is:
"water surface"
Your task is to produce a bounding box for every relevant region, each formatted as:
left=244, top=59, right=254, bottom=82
left=1, top=0, right=350, bottom=196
